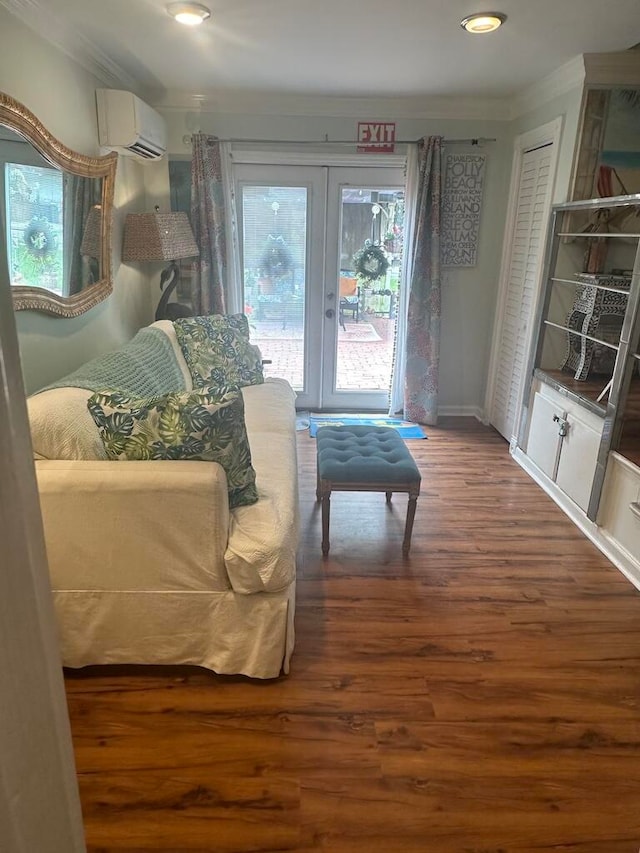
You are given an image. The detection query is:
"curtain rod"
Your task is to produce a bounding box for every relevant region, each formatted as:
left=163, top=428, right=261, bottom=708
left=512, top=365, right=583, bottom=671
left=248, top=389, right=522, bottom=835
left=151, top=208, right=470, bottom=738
left=186, top=135, right=496, bottom=146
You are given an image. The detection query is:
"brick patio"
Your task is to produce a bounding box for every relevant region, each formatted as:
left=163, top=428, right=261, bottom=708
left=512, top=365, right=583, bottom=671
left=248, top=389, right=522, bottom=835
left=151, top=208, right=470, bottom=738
left=251, top=314, right=396, bottom=393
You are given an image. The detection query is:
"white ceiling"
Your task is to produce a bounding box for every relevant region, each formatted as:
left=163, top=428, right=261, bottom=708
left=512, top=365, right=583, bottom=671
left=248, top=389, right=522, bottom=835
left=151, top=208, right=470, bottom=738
left=4, top=0, right=640, bottom=104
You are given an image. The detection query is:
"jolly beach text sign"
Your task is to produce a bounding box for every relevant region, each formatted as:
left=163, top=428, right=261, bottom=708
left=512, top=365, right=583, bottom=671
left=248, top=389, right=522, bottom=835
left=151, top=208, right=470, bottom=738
left=442, top=153, right=486, bottom=267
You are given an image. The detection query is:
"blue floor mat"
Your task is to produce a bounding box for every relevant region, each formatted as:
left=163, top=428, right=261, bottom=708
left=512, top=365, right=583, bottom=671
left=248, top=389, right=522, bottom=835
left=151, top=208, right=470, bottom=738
left=308, top=414, right=426, bottom=439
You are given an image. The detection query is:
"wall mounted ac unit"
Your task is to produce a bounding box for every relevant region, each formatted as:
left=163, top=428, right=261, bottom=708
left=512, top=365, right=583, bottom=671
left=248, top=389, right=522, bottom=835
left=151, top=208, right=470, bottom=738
left=96, top=89, right=167, bottom=161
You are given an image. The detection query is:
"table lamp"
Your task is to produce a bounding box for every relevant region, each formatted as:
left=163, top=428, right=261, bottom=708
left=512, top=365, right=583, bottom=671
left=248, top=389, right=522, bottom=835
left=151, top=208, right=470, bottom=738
left=122, top=207, right=199, bottom=320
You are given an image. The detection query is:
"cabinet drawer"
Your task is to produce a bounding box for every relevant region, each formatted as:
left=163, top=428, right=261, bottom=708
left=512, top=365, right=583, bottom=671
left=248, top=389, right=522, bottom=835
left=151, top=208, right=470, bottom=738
left=599, top=455, right=640, bottom=560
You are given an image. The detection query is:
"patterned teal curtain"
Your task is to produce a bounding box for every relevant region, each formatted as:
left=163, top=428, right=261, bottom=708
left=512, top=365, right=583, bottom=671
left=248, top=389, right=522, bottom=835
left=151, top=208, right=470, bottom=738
left=64, top=175, right=101, bottom=296
left=404, top=136, right=443, bottom=425
left=190, top=133, right=227, bottom=315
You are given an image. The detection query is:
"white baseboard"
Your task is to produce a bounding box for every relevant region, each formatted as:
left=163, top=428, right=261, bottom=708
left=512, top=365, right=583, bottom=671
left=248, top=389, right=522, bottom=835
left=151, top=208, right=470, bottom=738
left=438, top=405, right=485, bottom=420
left=512, top=447, right=640, bottom=592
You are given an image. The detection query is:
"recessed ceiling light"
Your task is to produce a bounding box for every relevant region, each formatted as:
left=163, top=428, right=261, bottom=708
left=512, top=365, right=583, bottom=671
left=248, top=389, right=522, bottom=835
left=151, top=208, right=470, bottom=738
left=460, top=12, right=506, bottom=33
left=166, top=2, right=211, bottom=26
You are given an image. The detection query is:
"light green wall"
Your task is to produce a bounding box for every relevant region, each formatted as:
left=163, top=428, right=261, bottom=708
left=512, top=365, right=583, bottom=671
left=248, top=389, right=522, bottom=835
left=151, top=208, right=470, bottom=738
left=162, top=107, right=513, bottom=415
left=0, top=3, right=588, bottom=406
left=0, top=8, right=155, bottom=393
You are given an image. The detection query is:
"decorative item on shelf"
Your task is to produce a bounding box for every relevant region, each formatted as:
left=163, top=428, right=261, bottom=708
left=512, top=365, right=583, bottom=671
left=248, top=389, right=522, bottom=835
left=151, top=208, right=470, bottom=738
left=611, top=268, right=634, bottom=277
left=574, top=272, right=632, bottom=289
left=352, top=240, right=390, bottom=286
left=596, top=167, right=640, bottom=234
left=122, top=206, right=199, bottom=321
left=579, top=191, right=640, bottom=274
left=583, top=208, right=610, bottom=274
left=562, top=272, right=631, bottom=381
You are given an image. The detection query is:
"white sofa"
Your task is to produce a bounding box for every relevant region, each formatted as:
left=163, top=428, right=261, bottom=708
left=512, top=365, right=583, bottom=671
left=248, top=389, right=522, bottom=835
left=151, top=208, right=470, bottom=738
left=27, top=320, right=299, bottom=679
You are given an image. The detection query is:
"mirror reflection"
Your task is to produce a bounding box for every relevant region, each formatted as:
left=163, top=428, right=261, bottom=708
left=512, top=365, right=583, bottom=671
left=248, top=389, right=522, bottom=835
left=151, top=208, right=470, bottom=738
left=0, top=92, right=117, bottom=317
left=601, top=89, right=640, bottom=195
left=2, top=125, right=103, bottom=296
left=573, top=87, right=640, bottom=201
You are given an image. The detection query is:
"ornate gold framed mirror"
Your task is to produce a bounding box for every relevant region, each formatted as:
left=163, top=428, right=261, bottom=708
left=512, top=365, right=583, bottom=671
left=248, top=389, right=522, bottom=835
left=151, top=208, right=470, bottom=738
left=0, top=92, right=117, bottom=317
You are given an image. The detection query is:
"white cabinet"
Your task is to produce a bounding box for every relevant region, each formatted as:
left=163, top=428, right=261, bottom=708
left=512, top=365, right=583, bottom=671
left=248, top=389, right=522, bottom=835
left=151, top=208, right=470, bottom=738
left=555, top=409, right=602, bottom=511
left=516, top=193, right=640, bottom=587
left=526, top=386, right=603, bottom=512
left=527, top=392, right=564, bottom=478
left=599, top=454, right=640, bottom=561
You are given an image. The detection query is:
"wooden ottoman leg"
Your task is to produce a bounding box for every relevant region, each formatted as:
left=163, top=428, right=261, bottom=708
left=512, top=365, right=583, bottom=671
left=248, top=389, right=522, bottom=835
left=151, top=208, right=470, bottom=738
left=402, top=488, right=419, bottom=556
left=321, top=487, right=331, bottom=557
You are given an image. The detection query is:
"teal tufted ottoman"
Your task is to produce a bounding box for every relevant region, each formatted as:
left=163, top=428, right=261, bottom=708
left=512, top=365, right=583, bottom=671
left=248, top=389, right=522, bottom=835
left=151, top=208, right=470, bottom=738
left=316, top=425, right=421, bottom=557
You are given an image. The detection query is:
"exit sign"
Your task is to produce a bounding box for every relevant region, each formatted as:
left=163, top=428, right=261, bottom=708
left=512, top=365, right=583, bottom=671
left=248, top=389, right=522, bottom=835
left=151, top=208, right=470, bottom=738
left=357, top=122, right=396, bottom=153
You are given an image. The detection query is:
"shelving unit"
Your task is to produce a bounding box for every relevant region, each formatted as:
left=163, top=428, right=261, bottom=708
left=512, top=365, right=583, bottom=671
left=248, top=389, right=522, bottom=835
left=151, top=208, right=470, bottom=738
left=517, top=194, right=640, bottom=553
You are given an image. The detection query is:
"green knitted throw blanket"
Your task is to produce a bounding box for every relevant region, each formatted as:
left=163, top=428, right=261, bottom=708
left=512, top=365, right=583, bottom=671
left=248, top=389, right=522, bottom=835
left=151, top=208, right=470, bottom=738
left=40, top=327, right=186, bottom=397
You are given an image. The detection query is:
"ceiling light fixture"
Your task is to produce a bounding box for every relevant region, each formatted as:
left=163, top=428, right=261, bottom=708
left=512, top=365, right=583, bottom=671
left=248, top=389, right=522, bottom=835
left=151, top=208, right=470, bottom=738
left=460, top=12, right=506, bottom=33
left=167, top=2, right=211, bottom=26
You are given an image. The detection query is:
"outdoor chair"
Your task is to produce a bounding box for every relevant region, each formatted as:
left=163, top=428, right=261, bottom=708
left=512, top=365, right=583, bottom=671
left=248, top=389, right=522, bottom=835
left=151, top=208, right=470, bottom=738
left=339, top=276, right=359, bottom=331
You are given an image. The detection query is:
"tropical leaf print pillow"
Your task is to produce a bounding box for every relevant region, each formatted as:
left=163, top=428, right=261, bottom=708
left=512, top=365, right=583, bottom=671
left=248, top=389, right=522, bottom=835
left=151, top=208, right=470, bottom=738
left=173, top=314, right=264, bottom=389
left=87, top=385, right=258, bottom=508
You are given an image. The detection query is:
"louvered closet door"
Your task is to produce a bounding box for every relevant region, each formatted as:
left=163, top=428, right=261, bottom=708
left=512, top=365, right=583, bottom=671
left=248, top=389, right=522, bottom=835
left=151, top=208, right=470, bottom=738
left=490, top=143, right=553, bottom=442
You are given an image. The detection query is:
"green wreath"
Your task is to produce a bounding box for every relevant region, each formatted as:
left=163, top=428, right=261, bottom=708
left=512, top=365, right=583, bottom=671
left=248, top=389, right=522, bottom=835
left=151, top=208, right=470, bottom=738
left=353, top=241, right=389, bottom=284
left=24, top=218, right=55, bottom=257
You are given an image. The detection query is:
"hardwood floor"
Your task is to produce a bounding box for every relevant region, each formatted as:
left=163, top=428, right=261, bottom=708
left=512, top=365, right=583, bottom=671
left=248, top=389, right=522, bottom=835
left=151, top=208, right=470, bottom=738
left=64, top=418, right=640, bottom=852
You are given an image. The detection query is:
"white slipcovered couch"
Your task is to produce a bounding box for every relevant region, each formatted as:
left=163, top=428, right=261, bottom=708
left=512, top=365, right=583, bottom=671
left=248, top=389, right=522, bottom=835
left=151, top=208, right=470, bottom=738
left=27, top=320, right=299, bottom=679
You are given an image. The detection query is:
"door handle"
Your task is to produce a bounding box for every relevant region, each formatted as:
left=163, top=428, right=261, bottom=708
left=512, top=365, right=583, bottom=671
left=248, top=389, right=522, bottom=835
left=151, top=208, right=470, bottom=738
left=325, top=308, right=335, bottom=319
left=326, top=291, right=335, bottom=301
left=552, top=414, right=569, bottom=437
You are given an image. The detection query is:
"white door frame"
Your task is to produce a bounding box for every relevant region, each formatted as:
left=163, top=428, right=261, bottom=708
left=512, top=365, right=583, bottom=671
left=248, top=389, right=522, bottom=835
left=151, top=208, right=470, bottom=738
left=483, top=117, right=563, bottom=445
left=0, top=277, right=85, bottom=849
left=234, top=162, right=328, bottom=409
left=232, top=151, right=406, bottom=410
left=322, top=164, right=406, bottom=410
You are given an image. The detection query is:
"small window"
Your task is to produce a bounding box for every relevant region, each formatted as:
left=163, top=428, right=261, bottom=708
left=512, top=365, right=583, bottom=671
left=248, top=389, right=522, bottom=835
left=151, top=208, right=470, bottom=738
left=5, top=162, right=64, bottom=293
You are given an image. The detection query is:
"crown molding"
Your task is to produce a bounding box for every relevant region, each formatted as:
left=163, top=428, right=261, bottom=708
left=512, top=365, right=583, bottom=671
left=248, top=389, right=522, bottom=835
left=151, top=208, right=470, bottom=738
left=0, top=0, right=141, bottom=93
left=583, top=50, right=640, bottom=87
left=509, top=55, right=586, bottom=119
left=153, top=89, right=512, bottom=121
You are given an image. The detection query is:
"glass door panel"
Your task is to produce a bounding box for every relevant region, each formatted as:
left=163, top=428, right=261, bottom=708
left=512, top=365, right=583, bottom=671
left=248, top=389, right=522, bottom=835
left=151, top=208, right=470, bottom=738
left=240, top=184, right=307, bottom=389
left=235, top=161, right=406, bottom=411
left=235, top=164, right=326, bottom=410
left=322, top=167, right=405, bottom=410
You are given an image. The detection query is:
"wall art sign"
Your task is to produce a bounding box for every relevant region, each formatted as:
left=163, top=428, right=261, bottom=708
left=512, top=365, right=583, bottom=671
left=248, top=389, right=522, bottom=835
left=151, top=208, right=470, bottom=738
left=442, top=153, right=486, bottom=267
left=357, top=122, right=396, bottom=153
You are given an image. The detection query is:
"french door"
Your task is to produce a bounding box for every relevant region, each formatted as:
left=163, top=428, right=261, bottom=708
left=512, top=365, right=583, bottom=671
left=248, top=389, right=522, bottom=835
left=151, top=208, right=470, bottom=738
left=235, top=160, right=405, bottom=411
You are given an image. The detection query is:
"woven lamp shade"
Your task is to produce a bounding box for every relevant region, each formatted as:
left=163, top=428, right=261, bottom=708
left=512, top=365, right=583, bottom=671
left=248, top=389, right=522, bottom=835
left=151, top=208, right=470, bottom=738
left=122, top=211, right=199, bottom=262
